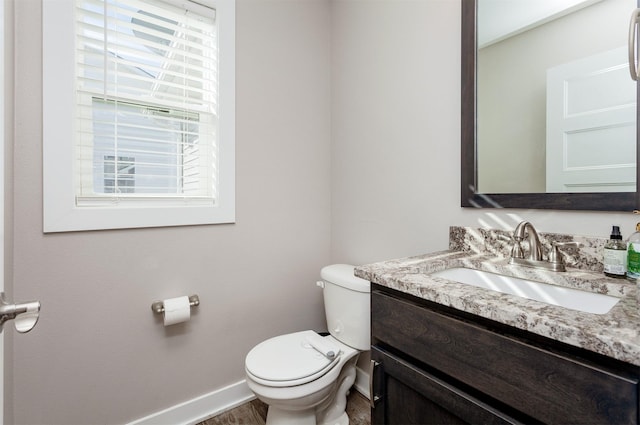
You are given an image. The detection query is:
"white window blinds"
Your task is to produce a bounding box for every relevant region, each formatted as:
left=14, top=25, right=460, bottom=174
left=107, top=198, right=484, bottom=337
left=75, top=0, right=218, bottom=205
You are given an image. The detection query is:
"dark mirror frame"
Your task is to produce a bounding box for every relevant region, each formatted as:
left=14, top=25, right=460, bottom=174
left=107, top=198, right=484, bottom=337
left=461, top=0, right=640, bottom=211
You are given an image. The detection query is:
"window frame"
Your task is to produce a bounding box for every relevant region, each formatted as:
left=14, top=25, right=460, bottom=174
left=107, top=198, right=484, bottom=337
left=43, top=0, right=235, bottom=233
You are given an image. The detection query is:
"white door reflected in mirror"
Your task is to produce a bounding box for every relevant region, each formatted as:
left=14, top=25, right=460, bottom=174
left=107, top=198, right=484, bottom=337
left=546, top=46, right=637, bottom=192
left=477, top=0, right=637, bottom=194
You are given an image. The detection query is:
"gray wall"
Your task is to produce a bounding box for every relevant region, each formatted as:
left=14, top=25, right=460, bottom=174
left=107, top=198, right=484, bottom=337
left=330, top=0, right=637, bottom=269
left=10, top=0, right=331, bottom=424
left=331, top=0, right=462, bottom=263
left=6, top=0, right=640, bottom=424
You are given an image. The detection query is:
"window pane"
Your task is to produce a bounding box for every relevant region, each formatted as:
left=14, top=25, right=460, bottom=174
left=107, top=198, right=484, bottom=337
left=103, top=155, right=135, bottom=193
left=92, top=99, right=202, bottom=195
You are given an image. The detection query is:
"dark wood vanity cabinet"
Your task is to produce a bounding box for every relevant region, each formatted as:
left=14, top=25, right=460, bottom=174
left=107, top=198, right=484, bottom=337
left=371, top=285, right=640, bottom=425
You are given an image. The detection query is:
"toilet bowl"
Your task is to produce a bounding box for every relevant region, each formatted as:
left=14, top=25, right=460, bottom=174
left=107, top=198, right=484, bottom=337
left=244, top=265, right=370, bottom=425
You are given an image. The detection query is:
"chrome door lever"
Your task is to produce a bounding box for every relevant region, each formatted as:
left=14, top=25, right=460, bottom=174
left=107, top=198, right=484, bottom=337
left=0, top=292, right=41, bottom=333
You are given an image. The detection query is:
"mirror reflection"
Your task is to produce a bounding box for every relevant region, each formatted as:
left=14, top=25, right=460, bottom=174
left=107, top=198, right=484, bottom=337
left=477, top=0, right=637, bottom=194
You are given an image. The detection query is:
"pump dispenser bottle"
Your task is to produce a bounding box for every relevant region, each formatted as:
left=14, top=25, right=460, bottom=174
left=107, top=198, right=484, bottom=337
left=603, top=226, right=626, bottom=278
left=627, top=223, right=640, bottom=281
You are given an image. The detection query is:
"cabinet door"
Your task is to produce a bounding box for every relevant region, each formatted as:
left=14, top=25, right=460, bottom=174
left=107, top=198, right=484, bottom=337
left=371, top=346, right=524, bottom=425
left=372, top=289, right=639, bottom=424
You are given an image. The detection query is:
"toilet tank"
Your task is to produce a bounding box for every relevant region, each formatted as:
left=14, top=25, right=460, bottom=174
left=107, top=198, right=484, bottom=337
left=320, top=264, right=370, bottom=351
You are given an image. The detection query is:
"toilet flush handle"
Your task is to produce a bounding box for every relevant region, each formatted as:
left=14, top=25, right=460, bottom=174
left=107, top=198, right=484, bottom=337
left=316, top=280, right=325, bottom=288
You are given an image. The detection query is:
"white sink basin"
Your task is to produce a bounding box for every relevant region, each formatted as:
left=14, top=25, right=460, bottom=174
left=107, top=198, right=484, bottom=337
left=431, top=268, right=620, bottom=314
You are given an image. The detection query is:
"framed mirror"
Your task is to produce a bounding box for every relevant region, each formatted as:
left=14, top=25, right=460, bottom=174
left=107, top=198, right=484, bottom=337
left=461, top=0, right=640, bottom=211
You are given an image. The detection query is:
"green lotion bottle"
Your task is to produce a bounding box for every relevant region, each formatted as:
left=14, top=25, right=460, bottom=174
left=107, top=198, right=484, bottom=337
left=626, top=223, right=640, bottom=281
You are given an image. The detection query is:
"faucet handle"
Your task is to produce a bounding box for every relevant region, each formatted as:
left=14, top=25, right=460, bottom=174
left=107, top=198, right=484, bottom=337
left=552, top=241, right=581, bottom=249
left=549, top=241, right=581, bottom=267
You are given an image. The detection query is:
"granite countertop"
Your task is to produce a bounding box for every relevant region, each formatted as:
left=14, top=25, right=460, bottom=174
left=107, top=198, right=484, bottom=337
left=356, top=227, right=640, bottom=366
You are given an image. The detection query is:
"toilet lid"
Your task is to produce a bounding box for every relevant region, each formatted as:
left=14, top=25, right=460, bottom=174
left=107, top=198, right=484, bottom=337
left=245, top=330, right=340, bottom=385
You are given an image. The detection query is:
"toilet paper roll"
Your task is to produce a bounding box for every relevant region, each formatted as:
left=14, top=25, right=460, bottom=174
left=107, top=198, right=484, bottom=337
left=163, top=296, right=191, bottom=326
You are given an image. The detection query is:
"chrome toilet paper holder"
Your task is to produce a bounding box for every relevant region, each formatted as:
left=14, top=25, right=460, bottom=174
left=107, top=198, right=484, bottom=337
left=151, top=295, right=200, bottom=314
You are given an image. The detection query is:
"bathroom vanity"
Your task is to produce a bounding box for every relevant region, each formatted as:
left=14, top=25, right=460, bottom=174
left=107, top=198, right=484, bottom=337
left=357, top=227, right=640, bottom=425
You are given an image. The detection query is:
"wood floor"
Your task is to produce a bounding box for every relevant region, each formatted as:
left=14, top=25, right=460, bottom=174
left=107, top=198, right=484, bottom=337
left=199, top=390, right=371, bottom=425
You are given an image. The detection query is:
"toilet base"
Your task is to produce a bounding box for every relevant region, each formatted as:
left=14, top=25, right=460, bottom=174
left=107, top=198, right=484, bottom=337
left=265, top=407, right=349, bottom=425
left=266, top=406, right=316, bottom=425
left=319, top=411, right=348, bottom=425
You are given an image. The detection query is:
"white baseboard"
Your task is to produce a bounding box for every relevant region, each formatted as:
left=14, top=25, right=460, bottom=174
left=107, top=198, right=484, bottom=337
left=353, top=365, right=370, bottom=400
left=127, top=380, right=255, bottom=425
left=127, top=366, right=370, bottom=425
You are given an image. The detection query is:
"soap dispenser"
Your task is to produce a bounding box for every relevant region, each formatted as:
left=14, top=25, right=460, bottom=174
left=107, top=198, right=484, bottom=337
left=603, top=226, right=626, bottom=278
left=627, top=223, right=640, bottom=281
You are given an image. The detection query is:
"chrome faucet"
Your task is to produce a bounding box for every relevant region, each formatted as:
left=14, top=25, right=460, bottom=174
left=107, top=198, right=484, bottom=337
left=511, top=221, right=543, bottom=261
left=508, top=221, right=579, bottom=272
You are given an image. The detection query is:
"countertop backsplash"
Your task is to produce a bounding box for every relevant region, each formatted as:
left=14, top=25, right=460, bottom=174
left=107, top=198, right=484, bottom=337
left=449, top=226, right=607, bottom=273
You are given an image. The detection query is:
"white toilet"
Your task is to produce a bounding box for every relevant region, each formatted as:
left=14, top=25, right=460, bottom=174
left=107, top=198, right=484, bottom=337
left=244, top=264, right=370, bottom=425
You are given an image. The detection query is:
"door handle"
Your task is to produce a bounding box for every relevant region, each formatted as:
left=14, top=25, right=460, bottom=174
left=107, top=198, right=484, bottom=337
left=0, top=293, right=41, bottom=333
left=628, top=8, right=640, bottom=80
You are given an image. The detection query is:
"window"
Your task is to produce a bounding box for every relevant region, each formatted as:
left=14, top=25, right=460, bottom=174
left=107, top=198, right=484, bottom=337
left=43, top=0, right=235, bottom=232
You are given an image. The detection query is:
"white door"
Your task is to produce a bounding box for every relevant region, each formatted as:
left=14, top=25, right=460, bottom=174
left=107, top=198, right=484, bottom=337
left=546, top=46, right=637, bottom=192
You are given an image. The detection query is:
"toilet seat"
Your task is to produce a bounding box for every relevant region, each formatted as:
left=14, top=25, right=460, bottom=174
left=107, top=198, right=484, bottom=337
left=245, top=330, right=342, bottom=387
